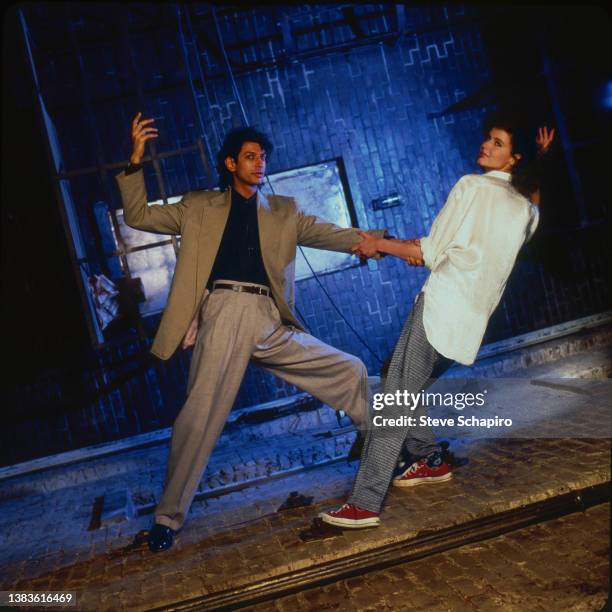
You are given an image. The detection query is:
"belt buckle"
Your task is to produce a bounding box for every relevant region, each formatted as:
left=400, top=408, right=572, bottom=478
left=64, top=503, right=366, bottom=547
left=233, top=285, right=243, bottom=293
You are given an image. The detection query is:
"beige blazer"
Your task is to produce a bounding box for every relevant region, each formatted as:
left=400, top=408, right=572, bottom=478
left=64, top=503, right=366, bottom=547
left=116, top=169, right=384, bottom=360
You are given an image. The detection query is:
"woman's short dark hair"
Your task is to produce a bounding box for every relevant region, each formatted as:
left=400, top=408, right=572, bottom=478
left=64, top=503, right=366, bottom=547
left=216, top=127, right=274, bottom=191
left=482, top=110, right=542, bottom=199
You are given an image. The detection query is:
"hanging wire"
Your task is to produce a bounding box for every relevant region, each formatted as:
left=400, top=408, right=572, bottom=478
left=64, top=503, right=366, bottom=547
left=176, top=4, right=216, bottom=170
left=296, top=245, right=384, bottom=364
left=184, top=5, right=223, bottom=150
left=210, top=5, right=384, bottom=365
left=211, top=6, right=249, bottom=126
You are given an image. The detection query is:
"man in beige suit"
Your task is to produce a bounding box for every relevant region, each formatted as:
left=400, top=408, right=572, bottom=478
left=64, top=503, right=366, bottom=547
left=116, top=114, right=385, bottom=551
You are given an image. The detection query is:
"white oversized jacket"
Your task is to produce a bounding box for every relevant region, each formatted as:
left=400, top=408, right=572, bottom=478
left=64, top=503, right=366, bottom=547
left=419, top=170, right=539, bottom=365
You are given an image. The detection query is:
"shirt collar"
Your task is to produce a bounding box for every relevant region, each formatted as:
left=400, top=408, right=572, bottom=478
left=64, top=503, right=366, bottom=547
left=484, top=170, right=511, bottom=181
left=230, top=188, right=258, bottom=207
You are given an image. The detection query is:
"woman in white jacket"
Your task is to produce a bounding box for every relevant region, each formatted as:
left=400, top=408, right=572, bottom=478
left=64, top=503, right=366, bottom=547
left=320, top=114, right=554, bottom=528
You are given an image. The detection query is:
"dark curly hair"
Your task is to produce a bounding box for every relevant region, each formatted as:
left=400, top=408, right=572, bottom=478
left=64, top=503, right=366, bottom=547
left=216, top=127, right=274, bottom=191
left=483, top=110, right=543, bottom=200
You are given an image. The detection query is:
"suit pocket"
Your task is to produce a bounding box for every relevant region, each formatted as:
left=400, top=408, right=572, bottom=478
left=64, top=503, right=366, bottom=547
left=266, top=298, right=284, bottom=327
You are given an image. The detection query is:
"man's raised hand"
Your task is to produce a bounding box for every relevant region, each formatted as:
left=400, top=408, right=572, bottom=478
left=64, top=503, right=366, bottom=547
left=130, top=112, right=159, bottom=165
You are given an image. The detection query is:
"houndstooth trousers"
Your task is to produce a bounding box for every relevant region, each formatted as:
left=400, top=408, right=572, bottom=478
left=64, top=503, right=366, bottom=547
left=349, top=292, right=445, bottom=512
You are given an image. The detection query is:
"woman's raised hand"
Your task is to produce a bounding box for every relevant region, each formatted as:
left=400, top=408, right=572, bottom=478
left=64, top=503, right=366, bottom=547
left=536, top=126, right=555, bottom=158
left=130, top=112, right=159, bottom=165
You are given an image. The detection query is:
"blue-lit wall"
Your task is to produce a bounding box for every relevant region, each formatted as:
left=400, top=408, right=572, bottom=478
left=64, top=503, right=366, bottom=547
left=4, top=5, right=608, bottom=465
left=226, top=29, right=491, bottom=404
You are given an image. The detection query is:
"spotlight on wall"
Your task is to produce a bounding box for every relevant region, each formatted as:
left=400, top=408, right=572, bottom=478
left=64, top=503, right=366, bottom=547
left=371, top=192, right=402, bottom=210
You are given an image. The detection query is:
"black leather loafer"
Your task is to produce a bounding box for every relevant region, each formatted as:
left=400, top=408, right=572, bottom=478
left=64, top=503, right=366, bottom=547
left=147, top=523, right=176, bottom=552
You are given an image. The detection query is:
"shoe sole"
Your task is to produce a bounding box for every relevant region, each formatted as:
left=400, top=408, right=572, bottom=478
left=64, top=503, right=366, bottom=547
left=392, top=472, right=452, bottom=487
left=319, top=513, right=380, bottom=528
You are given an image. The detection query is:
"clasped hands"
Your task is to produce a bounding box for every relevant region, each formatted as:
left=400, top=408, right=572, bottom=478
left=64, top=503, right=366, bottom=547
left=352, top=230, right=424, bottom=266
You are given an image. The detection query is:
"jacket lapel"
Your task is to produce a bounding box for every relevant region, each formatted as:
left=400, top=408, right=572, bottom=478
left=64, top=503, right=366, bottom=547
left=257, top=191, right=280, bottom=280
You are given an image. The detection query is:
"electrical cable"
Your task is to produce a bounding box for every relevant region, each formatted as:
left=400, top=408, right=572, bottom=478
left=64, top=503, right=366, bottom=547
left=211, top=7, right=249, bottom=126
left=261, top=175, right=383, bottom=364
left=184, top=6, right=223, bottom=150
left=295, top=239, right=384, bottom=364
left=176, top=5, right=216, bottom=168
left=209, top=5, right=384, bottom=364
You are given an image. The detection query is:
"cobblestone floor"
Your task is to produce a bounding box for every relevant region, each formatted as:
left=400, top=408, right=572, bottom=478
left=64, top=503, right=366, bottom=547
left=0, top=327, right=609, bottom=611
left=0, top=434, right=608, bottom=611
left=247, top=502, right=610, bottom=612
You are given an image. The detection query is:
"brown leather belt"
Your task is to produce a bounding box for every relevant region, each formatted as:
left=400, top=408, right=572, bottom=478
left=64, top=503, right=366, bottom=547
left=213, top=282, right=270, bottom=296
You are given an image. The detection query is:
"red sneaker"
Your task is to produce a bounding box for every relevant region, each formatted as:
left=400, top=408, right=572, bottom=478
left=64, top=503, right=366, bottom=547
left=319, top=503, right=380, bottom=528
left=392, top=458, right=452, bottom=487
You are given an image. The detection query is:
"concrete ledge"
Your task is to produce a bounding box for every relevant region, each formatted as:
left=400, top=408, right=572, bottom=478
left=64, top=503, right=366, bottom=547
left=0, top=393, right=314, bottom=482
left=475, top=311, right=611, bottom=361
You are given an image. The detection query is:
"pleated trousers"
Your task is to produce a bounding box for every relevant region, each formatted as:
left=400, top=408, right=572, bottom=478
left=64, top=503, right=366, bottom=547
left=155, top=284, right=369, bottom=530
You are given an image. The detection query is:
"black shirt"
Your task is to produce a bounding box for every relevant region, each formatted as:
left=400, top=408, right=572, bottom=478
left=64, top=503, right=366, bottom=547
left=123, top=165, right=270, bottom=287
left=207, top=189, right=270, bottom=288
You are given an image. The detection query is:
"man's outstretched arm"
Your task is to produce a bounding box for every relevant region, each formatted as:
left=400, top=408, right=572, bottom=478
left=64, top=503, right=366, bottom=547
left=295, top=204, right=386, bottom=253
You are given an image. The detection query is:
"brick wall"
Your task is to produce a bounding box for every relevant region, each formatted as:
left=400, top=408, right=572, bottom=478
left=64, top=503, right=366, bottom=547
left=3, top=6, right=608, bottom=465
left=206, top=24, right=608, bottom=404
left=217, top=24, right=488, bottom=403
